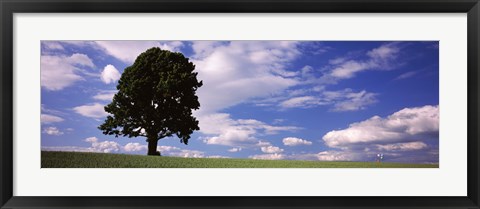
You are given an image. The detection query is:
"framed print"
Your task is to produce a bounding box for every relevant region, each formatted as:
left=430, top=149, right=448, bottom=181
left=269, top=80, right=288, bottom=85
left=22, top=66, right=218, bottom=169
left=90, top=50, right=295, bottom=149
left=1, top=0, right=479, bottom=208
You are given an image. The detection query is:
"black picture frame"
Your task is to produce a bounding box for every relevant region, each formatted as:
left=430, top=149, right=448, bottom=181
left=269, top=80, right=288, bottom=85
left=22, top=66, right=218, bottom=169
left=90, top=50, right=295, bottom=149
left=1, top=0, right=479, bottom=208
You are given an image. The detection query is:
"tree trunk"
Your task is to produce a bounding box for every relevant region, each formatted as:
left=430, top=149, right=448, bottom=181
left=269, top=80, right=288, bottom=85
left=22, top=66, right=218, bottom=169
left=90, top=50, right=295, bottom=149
left=147, top=137, right=160, bottom=156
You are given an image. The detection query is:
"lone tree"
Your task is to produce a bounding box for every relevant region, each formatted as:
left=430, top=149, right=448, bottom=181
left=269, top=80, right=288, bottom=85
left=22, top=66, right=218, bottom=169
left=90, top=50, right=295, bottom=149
left=99, top=47, right=203, bottom=155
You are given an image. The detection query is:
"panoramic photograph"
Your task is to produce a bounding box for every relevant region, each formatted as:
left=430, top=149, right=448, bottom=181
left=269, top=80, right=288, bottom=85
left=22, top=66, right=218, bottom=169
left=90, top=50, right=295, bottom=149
left=40, top=41, right=439, bottom=168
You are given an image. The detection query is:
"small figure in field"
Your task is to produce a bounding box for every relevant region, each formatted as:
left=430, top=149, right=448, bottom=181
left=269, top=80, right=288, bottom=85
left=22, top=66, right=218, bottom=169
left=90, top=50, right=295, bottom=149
left=376, top=153, right=384, bottom=163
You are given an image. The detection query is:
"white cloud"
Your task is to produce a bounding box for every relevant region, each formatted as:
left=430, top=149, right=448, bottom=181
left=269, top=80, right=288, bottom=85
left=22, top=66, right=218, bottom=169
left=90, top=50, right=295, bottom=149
left=73, top=103, right=109, bottom=119
left=276, top=88, right=377, bottom=111
left=367, top=43, right=400, bottom=60
left=85, top=136, right=99, bottom=143
left=90, top=140, right=122, bottom=153
left=41, top=53, right=95, bottom=90
left=249, top=153, right=285, bottom=160
left=322, top=105, right=439, bottom=148
left=203, top=128, right=257, bottom=147
left=42, top=41, right=64, bottom=51
left=124, top=143, right=147, bottom=152
left=278, top=105, right=439, bottom=163
left=42, top=146, right=93, bottom=152
left=207, top=155, right=231, bottom=159
left=93, top=90, right=117, bottom=101
left=329, top=57, right=347, bottom=65
left=256, top=141, right=272, bottom=147
left=191, top=41, right=224, bottom=58
left=282, top=137, right=313, bottom=146
left=321, top=43, right=400, bottom=84
left=173, top=150, right=205, bottom=158
left=252, top=44, right=396, bottom=112
left=279, top=96, right=324, bottom=108
left=261, top=146, right=284, bottom=154
left=95, top=41, right=183, bottom=63
left=228, top=147, right=242, bottom=152
left=395, top=71, right=417, bottom=80
left=316, top=151, right=362, bottom=161
left=330, top=61, right=371, bottom=79
left=43, top=127, right=64, bottom=136
left=157, top=146, right=205, bottom=158
left=41, top=114, right=64, bottom=124
left=59, top=41, right=97, bottom=48
left=83, top=136, right=121, bottom=153
left=157, top=146, right=181, bottom=152
left=330, top=90, right=377, bottom=112
left=101, top=64, right=121, bottom=84
left=199, top=113, right=299, bottom=148
left=376, top=141, right=428, bottom=151
left=44, top=137, right=205, bottom=157
left=159, top=41, right=184, bottom=52
left=193, top=41, right=301, bottom=114
left=69, top=53, right=95, bottom=67
left=95, top=41, right=158, bottom=63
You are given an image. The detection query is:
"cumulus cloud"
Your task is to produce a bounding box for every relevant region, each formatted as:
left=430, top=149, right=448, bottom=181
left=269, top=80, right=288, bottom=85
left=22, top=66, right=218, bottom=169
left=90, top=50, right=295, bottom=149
left=192, top=41, right=300, bottom=114
left=330, top=61, right=371, bottom=79
left=228, top=147, right=242, bottom=152
left=252, top=43, right=393, bottom=112
left=318, top=43, right=400, bottom=85
left=294, top=105, right=440, bottom=163
left=41, top=53, right=95, bottom=90
left=41, top=146, right=92, bottom=152
left=279, top=96, right=325, bottom=108
left=276, top=88, right=377, bottom=111
left=44, top=137, right=207, bottom=157
left=207, top=155, right=231, bottom=159
left=124, top=142, right=147, bottom=152
left=42, top=127, right=64, bottom=136
left=95, top=41, right=184, bottom=64
left=329, top=90, right=377, bottom=112
left=261, top=146, right=284, bottom=154
left=101, top=64, right=121, bottom=84
left=282, top=137, right=313, bottom=146
left=316, top=151, right=363, bottom=161
left=73, top=103, right=109, bottom=119
left=93, top=90, right=117, bottom=101
left=83, top=137, right=122, bottom=153
left=313, top=144, right=436, bottom=163
left=123, top=144, right=203, bottom=158
left=95, top=41, right=161, bottom=63
left=42, top=41, right=64, bottom=51
left=199, top=113, right=300, bottom=148
left=376, top=141, right=428, bottom=151
left=323, top=105, right=439, bottom=148
left=149, top=145, right=205, bottom=158
left=157, top=146, right=181, bottom=152
left=169, top=149, right=205, bottom=158
left=91, top=141, right=122, bottom=153
left=367, top=43, right=400, bottom=60
left=41, top=114, right=64, bottom=124
left=85, top=136, right=99, bottom=143
left=191, top=41, right=224, bottom=58
left=249, top=153, right=285, bottom=160
left=159, top=41, right=184, bottom=52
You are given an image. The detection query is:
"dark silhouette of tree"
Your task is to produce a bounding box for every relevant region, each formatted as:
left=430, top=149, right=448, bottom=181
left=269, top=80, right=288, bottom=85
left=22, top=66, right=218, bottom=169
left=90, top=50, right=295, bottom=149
left=99, top=47, right=202, bottom=155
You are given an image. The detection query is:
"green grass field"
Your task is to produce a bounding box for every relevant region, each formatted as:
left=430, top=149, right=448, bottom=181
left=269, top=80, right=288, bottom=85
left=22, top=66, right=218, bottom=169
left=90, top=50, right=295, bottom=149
left=41, top=151, right=438, bottom=168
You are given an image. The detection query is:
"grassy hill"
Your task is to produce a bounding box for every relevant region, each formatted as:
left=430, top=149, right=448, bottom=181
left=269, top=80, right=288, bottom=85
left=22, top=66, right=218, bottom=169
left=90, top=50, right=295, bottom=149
left=41, top=151, right=438, bottom=168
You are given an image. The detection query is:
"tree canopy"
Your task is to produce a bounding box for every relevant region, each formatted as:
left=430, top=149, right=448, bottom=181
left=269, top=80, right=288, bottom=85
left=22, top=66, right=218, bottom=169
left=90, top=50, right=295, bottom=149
left=98, top=47, right=203, bottom=155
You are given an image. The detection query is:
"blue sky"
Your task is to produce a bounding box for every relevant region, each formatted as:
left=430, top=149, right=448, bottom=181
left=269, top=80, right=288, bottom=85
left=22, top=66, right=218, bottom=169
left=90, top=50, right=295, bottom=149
left=40, top=41, right=439, bottom=163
